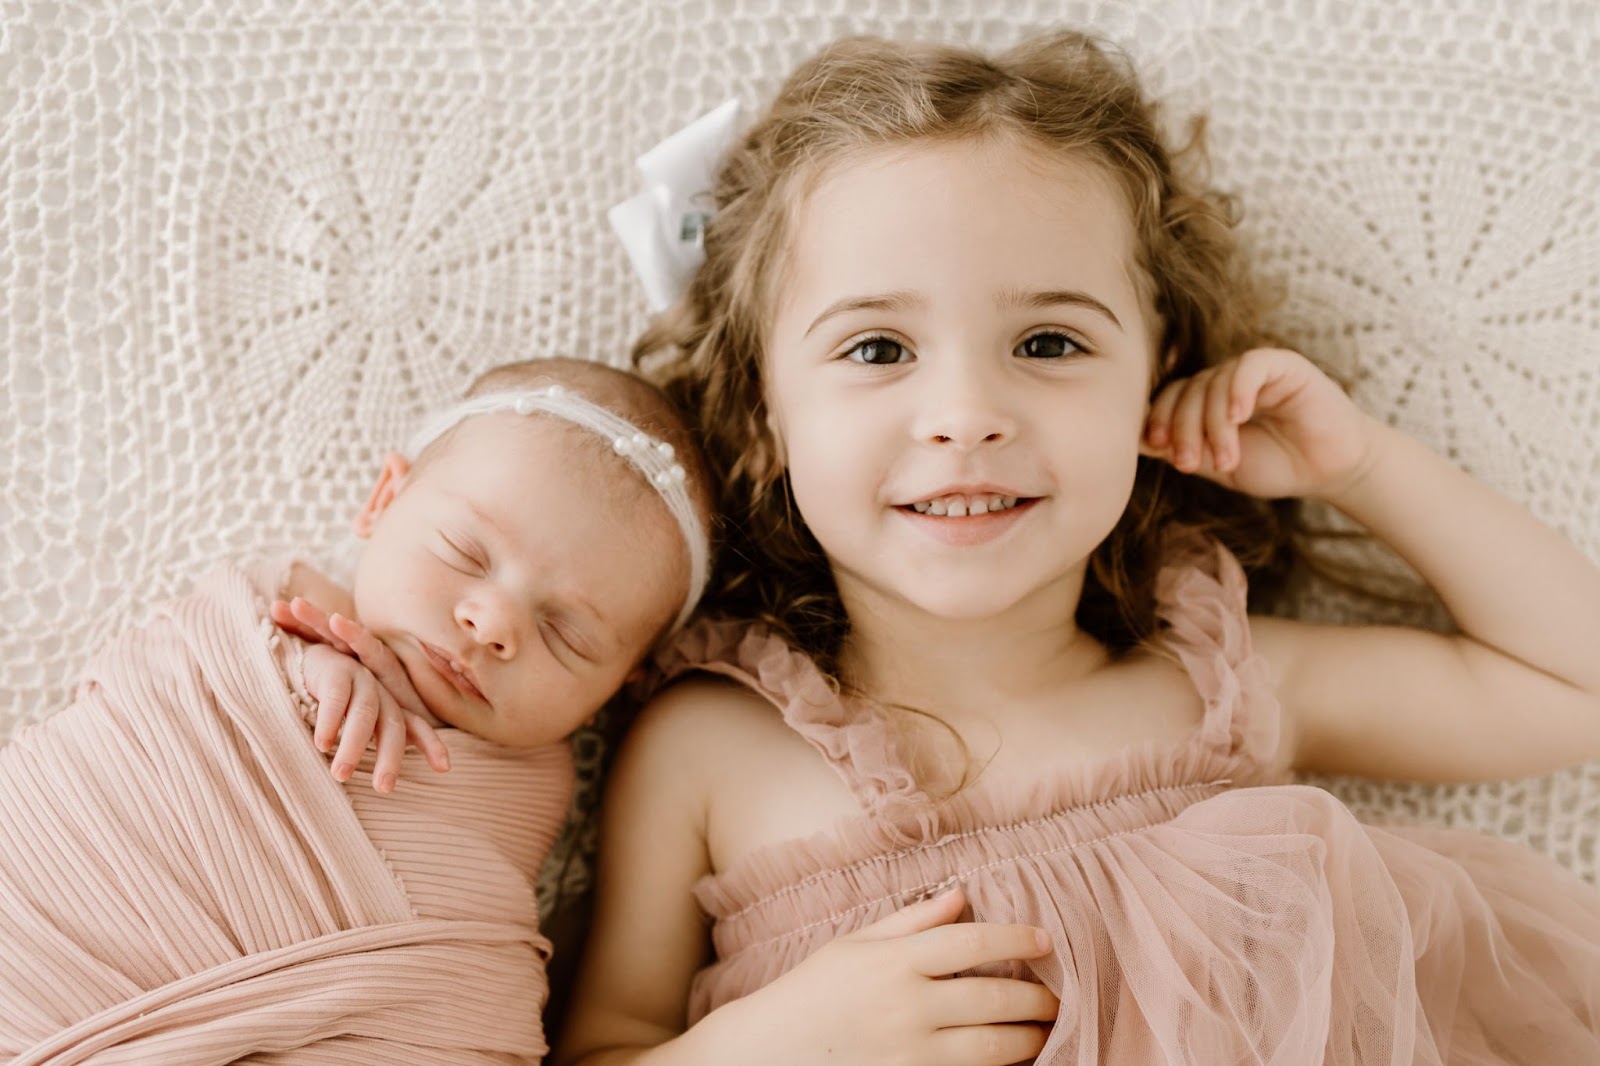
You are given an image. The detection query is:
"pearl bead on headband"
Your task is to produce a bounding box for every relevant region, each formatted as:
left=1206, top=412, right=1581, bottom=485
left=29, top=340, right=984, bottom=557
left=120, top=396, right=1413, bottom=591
left=405, top=384, right=708, bottom=633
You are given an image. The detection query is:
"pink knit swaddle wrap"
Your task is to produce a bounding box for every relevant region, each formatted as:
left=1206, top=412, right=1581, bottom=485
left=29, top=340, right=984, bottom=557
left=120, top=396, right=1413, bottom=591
left=0, top=561, right=572, bottom=1064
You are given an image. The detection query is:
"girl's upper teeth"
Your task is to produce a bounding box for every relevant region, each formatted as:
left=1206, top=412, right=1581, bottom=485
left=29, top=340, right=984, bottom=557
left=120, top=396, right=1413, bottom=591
left=911, top=494, right=1020, bottom=516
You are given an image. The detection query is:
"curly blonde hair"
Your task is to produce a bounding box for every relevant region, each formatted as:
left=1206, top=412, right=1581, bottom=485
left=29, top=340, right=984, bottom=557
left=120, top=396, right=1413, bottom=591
left=636, top=30, right=1296, bottom=676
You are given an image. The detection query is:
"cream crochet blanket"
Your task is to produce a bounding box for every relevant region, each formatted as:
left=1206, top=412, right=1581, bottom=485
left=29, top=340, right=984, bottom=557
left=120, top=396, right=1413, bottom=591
left=3, top=0, right=1597, bottom=914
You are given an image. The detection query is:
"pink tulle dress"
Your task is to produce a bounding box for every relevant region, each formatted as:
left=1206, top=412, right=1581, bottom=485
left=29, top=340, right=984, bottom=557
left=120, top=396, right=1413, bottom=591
left=658, top=543, right=1600, bottom=1064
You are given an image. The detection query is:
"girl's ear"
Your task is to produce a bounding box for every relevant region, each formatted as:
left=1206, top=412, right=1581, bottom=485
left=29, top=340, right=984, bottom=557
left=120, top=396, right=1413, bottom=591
left=1156, top=344, right=1180, bottom=383
left=353, top=452, right=412, bottom=538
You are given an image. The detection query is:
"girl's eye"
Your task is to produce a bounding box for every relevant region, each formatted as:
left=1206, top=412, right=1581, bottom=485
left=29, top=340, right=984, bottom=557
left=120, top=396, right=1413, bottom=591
left=1016, top=331, right=1086, bottom=360
left=844, top=336, right=911, bottom=365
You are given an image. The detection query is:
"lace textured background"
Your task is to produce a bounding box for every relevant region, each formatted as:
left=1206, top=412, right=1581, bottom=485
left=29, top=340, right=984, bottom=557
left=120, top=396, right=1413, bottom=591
left=3, top=0, right=1598, bottom=928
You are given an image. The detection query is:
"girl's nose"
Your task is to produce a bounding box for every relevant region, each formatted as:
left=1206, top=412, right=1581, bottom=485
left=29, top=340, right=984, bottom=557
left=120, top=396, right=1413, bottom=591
left=911, top=358, right=1017, bottom=450
left=455, top=593, right=517, bottom=658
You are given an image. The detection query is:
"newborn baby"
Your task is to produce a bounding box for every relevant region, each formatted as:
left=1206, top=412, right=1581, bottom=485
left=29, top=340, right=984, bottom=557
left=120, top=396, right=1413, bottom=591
left=0, top=357, right=712, bottom=1066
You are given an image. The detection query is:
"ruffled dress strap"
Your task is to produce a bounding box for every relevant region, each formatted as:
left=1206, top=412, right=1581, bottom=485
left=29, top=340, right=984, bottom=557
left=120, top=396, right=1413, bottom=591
left=655, top=619, right=927, bottom=814
left=1153, top=536, right=1289, bottom=786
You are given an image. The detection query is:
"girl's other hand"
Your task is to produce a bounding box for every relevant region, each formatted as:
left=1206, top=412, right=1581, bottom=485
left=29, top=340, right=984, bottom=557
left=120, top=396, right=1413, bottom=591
left=1142, top=347, right=1381, bottom=501
left=707, top=885, right=1058, bottom=1066
left=272, top=597, right=450, bottom=788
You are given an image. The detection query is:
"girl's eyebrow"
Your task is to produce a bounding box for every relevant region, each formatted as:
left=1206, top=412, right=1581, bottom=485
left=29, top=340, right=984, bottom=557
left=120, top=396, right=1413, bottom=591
left=804, top=290, right=923, bottom=337
left=998, top=286, right=1123, bottom=331
left=803, top=286, right=1122, bottom=338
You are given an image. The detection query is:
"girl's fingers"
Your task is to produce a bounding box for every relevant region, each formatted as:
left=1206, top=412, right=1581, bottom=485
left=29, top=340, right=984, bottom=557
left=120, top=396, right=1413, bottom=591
left=1228, top=348, right=1276, bottom=423
left=932, top=1023, right=1052, bottom=1066
left=850, top=885, right=968, bottom=942
left=1144, top=376, right=1185, bottom=450
left=930, top=976, right=1060, bottom=1026
left=911, top=921, right=1053, bottom=978
left=1203, top=364, right=1241, bottom=471
left=1167, top=374, right=1209, bottom=472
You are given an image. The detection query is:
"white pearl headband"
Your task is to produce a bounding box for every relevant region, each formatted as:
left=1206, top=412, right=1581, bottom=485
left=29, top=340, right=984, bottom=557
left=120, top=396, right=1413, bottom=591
left=405, top=384, right=708, bottom=633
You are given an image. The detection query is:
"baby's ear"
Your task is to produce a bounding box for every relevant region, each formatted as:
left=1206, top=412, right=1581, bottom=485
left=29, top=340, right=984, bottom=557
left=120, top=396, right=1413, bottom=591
left=352, top=452, right=412, bottom=537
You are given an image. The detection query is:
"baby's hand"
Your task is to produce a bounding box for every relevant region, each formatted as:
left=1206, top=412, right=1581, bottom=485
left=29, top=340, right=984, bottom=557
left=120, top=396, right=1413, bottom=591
left=714, top=886, right=1058, bottom=1065
left=275, top=598, right=450, bottom=791
left=1142, top=347, right=1380, bottom=501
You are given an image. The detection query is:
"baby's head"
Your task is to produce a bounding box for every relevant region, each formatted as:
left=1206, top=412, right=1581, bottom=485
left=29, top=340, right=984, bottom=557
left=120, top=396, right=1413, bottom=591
left=348, top=358, right=712, bottom=747
left=638, top=31, right=1286, bottom=664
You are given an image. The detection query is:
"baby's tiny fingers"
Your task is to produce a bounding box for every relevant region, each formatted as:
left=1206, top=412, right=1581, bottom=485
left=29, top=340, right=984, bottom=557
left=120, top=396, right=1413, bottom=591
left=271, top=601, right=324, bottom=646
left=290, top=598, right=353, bottom=654
left=407, top=715, right=451, bottom=773
left=313, top=687, right=348, bottom=754
left=330, top=614, right=431, bottom=721
left=332, top=673, right=382, bottom=782
left=370, top=691, right=407, bottom=794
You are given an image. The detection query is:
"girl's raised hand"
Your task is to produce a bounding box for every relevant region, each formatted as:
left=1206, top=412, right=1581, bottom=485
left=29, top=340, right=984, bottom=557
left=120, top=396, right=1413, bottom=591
left=271, top=596, right=450, bottom=789
left=708, top=885, right=1058, bottom=1066
left=1142, top=347, right=1381, bottom=501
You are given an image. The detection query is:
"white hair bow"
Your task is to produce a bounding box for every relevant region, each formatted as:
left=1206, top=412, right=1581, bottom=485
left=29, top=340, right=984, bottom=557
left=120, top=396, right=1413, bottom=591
left=608, top=99, right=743, bottom=314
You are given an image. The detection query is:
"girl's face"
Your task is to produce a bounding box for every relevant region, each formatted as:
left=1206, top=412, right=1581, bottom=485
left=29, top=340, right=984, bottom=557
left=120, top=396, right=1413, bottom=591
left=764, top=137, right=1158, bottom=628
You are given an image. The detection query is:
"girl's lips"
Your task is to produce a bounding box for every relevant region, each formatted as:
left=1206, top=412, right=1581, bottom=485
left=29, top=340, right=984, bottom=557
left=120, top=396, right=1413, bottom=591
left=420, top=641, right=485, bottom=702
left=894, top=496, right=1040, bottom=546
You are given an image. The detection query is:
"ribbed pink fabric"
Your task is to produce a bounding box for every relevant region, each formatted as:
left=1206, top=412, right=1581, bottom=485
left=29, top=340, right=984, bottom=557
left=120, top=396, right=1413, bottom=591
left=0, top=561, right=573, bottom=1064
left=659, top=541, right=1600, bottom=1064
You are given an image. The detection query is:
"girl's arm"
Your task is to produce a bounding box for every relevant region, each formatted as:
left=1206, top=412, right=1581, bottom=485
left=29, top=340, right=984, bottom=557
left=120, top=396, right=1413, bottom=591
left=554, top=678, right=1059, bottom=1066
left=552, top=678, right=724, bottom=1064
left=1145, top=347, right=1600, bottom=781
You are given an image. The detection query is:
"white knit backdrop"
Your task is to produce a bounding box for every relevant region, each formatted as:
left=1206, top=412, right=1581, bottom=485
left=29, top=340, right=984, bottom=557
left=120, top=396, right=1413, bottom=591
left=3, top=0, right=1597, bottom=918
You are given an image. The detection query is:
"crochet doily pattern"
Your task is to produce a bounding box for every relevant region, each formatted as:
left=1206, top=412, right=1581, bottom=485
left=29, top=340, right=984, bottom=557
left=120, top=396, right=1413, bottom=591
left=3, top=0, right=1597, bottom=929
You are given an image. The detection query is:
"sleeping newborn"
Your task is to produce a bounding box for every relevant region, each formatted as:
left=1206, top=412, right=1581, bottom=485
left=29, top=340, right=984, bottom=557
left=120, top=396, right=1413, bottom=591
left=0, top=357, right=711, bottom=1065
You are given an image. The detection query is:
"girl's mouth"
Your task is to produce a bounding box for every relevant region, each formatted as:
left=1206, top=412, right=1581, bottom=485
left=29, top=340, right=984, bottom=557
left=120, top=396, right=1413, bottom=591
left=895, top=496, right=1040, bottom=547
left=903, top=492, right=1033, bottom=516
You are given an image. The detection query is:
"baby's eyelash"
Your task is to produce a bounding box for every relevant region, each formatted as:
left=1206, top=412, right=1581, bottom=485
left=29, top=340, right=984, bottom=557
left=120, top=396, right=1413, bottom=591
left=540, top=619, right=592, bottom=666
left=441, top=533, right=484, bottom=567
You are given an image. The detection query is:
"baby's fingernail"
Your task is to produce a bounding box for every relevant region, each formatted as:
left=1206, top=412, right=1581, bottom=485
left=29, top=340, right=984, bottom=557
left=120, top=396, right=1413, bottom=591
left=1035, top=929, right=1051, bottom=952
left=377, top=772, right=397, bottom=793
left=332, top=761, right=353, bottom=780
